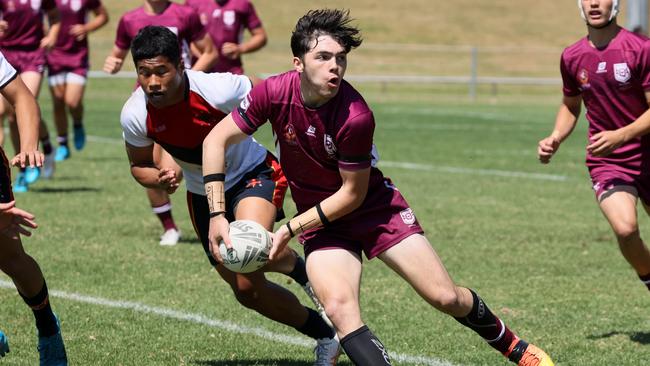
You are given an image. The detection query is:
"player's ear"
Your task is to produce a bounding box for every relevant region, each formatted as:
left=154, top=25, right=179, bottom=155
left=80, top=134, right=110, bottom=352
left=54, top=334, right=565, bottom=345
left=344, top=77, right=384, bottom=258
left=293, top=56, right=304, bottom=73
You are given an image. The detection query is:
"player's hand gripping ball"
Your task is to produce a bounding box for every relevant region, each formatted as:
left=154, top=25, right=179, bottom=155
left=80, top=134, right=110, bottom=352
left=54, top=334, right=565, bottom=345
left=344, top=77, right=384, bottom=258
left=219, top=220, right=272, bottom=273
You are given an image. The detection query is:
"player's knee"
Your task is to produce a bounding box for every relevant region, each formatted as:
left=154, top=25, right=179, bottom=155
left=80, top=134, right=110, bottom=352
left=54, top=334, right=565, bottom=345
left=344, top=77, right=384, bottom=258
left=231, top=283, right=261, bottom=308
left=66, top=99, right=82, bottom=112
left=613, top=223, right=640, bottom=244
left=429, top=289, right=462, bottom=313
left=320, top=296, right=356, bottom=324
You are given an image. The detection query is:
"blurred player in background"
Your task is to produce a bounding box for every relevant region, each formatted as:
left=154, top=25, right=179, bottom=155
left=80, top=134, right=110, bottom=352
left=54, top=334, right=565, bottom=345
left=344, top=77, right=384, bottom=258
left=184, top=0, right=267, bottom=76
left=204, top=9, right=555, bottom=366
left=47, top=0, right=108, bottom=162
left=120, top=26, right=339, bottom=364
left=104, top=0, right=218, bottom=246
left=0, top=50, right=67, bottom=365
left=539, top=0, right=650, bottom=296
left=0, top=0, right=60, bottom=191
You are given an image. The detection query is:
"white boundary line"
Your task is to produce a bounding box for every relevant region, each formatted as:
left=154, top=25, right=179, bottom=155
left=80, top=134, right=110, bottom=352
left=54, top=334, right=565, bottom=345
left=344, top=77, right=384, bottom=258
left=0, top=279, right=461, bottom=366
left=88, top=135, right=568, bottom=182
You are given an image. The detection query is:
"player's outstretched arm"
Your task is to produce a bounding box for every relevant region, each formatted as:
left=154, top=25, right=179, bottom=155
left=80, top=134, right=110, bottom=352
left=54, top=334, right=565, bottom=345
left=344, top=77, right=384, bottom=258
left=1, top=76, right=43, bottom=168
left=126, top=142, right=179, bottom=193
left=69, top=4, right=109, bottom=41
left=588, top=91, right=650, bottom=157
left=270, top=167, right=371, bottom=260
left=202, top=113, right=250, bottom=263
left=538, top=95, right=581, bottom=164
left=190, top=34, right=218, bottom=72
left=103, top=46, right=128, bottom=74
left=40, top=7, right=61, bottom=50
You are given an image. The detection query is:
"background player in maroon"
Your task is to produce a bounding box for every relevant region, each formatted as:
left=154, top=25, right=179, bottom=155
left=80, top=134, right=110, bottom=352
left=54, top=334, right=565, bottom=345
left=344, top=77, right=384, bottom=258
left=0, top=0, right=60, bottom=190
left=539, top=0, right=650, bottom=294
left=47, top=0, right=108, bottom=162
left=0, top=50, right=66, bottom=365
left=104, top=0, right=218, bottom=246
left=184, top=0, right=267, bottom=75
left=203, top=9, right=554, bottom=366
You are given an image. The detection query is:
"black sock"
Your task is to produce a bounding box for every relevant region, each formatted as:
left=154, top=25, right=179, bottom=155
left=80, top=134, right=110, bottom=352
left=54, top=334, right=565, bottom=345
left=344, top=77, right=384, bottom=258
left=286, top=251, right=309, bottom=286
left=640, top=273, right=650, bottom=291
left=454, top=289, right=515, bottom=354
left=57, top=135, right=68, bottom=148
left=340, top=325, right=392, bottom=366
left=296, top=307, right=334, bottom=340
left=73, top=119, right=83, bottom=128
left=18, top=282, right=58, bottom=337
left=40, top=135, right=53, bottom=155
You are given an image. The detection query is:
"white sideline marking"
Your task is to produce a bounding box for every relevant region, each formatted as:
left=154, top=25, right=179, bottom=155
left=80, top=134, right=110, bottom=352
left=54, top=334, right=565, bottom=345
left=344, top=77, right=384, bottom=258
left=0, top=279, right=461, bottom=366
left=87, top=134, right=567, bottom=182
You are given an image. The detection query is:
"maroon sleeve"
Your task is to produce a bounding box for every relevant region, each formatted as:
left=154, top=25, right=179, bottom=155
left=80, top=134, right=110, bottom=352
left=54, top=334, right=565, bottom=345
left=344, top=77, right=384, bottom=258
left=560, top=51, right=580, bottom=97
left=42, top=0, right=56, bottom=11
left=637, top=40, right=650, bottom=91
left=87, top=0, right=102, bottom=11
left=232, top=81, right=271, bottom=135
left=185, top=7, right=206, bottom=43
left=243, top=1, right=262, bottom=30
left=114, top=16, right=131, bottom=50
left=336, top=111, right=375, bottom=171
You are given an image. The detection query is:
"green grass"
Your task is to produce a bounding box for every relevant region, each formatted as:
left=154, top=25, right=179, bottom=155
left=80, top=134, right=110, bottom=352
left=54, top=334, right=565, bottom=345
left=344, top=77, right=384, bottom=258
left=0, top=77, right=649, bottom=365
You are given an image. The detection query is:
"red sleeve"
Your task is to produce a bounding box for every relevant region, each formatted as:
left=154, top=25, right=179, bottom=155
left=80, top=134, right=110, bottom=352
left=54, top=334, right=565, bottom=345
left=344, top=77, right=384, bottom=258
left=336, top=111, right=375, bottom=171
left=232, top=80, right=271, bottom=135
left=638, top=40, right=650, bottom=91
left=560, top=52, right=581, bottom=97
left=114, top=16, right=131, bottom=50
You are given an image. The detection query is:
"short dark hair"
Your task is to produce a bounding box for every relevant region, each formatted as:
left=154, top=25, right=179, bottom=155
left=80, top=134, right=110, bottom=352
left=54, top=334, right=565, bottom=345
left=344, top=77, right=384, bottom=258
left=290, top=9, right=363, bottom=58
left=131, top=26, right=181, bottom=66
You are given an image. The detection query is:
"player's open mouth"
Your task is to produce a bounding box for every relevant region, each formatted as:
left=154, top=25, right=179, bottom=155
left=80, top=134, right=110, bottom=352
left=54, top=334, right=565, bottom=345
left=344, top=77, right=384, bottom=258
left=327, top=78, right=339, bottom=88
left=148, top=92, right=165, bottom=99
left=588, top=10, right=602, bottom=18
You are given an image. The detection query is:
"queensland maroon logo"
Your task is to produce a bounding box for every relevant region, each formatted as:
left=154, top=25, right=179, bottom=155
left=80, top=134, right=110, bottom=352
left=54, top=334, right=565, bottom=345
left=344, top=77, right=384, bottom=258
left=324, top=134, right=336, bottom=158
left=283, top=123, right=297, bottom=146
left=578, top=68, right=589, bottom=85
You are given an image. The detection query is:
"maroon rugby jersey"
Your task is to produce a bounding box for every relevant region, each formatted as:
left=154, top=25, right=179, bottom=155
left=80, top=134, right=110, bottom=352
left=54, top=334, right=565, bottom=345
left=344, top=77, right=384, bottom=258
left=232, top=70, right=384, bottom=213
left=115, top=2, right=205, bottom=68
left=561, top=27, right=650, bottom=174
left=47, top=0, right=102, bottom=70
left=184, top=0, right=262, bottom=74
left=0, top=0, right=56, bottom=49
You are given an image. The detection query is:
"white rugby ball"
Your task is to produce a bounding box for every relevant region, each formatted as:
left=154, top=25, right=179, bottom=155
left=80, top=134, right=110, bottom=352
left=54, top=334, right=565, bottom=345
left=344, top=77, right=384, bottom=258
left=219, top=220, right=272, bottom=273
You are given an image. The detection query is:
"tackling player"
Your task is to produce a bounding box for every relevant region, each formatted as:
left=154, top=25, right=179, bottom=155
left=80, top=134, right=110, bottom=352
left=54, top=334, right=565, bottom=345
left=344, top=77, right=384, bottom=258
left=120, top=26, right=339, bottom=365
left=539, top=1, right=650, bottom=295
left=203, top=9, right=555, bottom=366
left=0, top=0, right=60, bottom=191
left=0, top=50, right=67, bottom=365
left=47, top=0, right=109, bottom=162
left=104, top=0, right=218, bottom=246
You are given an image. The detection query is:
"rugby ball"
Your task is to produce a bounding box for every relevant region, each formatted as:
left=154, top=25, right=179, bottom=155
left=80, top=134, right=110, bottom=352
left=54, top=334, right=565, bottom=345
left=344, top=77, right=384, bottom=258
left=219, top=220, right=272, bottom=273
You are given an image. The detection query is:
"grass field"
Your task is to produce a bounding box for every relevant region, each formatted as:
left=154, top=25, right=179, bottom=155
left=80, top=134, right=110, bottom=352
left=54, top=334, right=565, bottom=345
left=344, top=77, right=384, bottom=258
left=0, top=76, right=648, bottom=365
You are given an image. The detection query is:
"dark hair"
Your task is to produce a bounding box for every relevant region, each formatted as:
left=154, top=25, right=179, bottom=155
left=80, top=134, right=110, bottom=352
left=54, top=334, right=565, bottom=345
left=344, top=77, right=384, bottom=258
left=131, top=26, right=181, bottom=66
left=290, top=9, right=363, bottom=58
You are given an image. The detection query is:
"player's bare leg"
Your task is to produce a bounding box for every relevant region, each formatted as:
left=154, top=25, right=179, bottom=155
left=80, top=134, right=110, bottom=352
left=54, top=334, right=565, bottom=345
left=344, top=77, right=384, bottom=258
left=378, top=234, right=553, bottom=366
left=64, top=82, right=86, bottom=151
left=50, top=83, right=71, bottom=161
left=599, top=187, right=650, bottom=290
left=0, top=235, right=67, bottom=364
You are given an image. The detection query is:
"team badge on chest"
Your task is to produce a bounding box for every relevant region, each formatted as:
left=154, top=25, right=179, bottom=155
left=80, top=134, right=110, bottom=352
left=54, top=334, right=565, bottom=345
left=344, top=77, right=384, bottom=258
left=614, top=62, right=631, bottom=83
left=223, top=10, right=236, bottom=26
left=324, top=134, right=337, bottom=159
